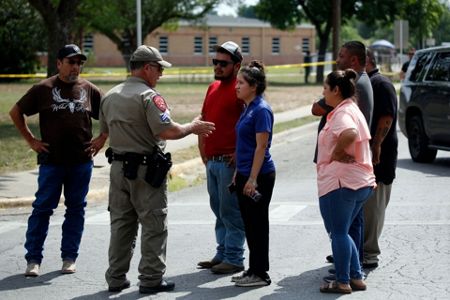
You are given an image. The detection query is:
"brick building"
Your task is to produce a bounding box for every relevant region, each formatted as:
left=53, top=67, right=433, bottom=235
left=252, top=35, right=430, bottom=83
left=90, top=15, right=315, bottom=67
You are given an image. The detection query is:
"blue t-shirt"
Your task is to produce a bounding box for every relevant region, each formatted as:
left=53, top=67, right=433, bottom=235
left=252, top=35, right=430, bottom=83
left=236, top=96, right=275, bottom=176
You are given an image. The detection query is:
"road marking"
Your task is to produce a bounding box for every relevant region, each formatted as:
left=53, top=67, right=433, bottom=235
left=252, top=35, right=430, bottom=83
left=270, top=205, right=307, bottom=222
left=2, top=202, right=450, bottom=235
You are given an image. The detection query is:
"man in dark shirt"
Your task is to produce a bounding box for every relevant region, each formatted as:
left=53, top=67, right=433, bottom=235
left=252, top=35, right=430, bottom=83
left=400, top=48, right=415, bottom=80
left=363, top=49, right=398, bottom=269
left=9, top=44, right=107, bottom=277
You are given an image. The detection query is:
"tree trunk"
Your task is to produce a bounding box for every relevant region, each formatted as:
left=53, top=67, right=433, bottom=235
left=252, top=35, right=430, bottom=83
left=28, top=0, right=81, bottom=77
left=46, top=24, right=71, bottom=77
left=315, top=38, right=328, bottom=84
left=118, top=32, right=137, bottom=73
left=315, top=22, right=332, bottom=84
left=121, top=45, right=134, bottom=73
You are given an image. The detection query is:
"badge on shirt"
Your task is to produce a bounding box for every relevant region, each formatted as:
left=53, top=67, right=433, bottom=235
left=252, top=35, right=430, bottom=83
left=153, top=95, right=167, bottom=112
left=160, top=112, right=170, bottom=122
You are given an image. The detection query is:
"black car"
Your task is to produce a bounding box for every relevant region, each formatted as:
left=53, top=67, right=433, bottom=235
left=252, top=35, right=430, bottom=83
left=398, top=46, right=450, bottom=163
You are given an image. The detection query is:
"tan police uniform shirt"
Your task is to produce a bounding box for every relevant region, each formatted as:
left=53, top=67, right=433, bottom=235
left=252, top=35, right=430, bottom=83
left=99, top=76, right=173, bottom=154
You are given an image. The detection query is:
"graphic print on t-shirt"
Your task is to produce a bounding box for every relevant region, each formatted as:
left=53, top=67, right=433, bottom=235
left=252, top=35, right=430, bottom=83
left=51, top=87, right=87, bottom=113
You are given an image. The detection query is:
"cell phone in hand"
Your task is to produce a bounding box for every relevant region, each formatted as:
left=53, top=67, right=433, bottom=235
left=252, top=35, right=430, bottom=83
left=228, top=182, right=236, bottom=193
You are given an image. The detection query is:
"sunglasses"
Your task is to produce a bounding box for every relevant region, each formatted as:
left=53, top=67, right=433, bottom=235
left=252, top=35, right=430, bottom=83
left=148, top=63, right=164, bottom=72
left=65, top=59, right=85, bottom=66
left=212, top=59, right=234, bottom=67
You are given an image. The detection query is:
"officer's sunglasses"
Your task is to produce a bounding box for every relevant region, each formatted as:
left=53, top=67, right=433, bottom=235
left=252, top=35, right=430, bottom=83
left=148, top=63, right=164, bottom=72
left=212, top=59, right=234, bottom=67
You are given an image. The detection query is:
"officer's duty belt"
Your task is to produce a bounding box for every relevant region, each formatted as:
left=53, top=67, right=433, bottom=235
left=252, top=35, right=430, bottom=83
left=107, top=151, right=150, bottom=165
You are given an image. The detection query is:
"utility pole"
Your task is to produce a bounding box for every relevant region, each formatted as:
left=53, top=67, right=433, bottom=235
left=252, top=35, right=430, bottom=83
left=137, top=0, right=142, bottom=46
left=332, top=0, right=341, bottom=71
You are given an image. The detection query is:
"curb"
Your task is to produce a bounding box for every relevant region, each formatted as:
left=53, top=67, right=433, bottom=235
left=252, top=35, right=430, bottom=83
left=0, top=106, right=317, bottom=209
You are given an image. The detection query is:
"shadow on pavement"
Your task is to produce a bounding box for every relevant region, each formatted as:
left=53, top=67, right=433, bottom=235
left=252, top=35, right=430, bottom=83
left=263, top=265, right=342, bottom=300
left=166, top=269, right=251, bottom=300
left=69, top=269, right=251, bottom=300
left=71, top=290, right=142, bottom=300
left=397, top=157, right=450, bottom=177
left=0, top=270, right=62, bottom=292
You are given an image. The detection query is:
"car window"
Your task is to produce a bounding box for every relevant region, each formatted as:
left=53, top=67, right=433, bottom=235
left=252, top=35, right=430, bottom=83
left=424, top=52, right=450, bottom=82
left=408, top=52, right=433, bottom=82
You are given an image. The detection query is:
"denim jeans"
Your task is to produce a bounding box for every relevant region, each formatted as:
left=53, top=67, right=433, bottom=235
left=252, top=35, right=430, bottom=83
left=206, top=160, right=245, bottom=266
left=25, top=161, right=93, bottom=264
left=319, top=187, right=373, bottom=284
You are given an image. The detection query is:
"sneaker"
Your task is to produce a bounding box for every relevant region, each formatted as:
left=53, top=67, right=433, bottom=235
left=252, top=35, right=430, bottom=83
left=231, top=270, right=250, bottom=282
left=25, top=263, right=40, bottom=277
left=197, top=258, right=221, bottom=269
left=235, top=274, right=270, bottom=287
left=211, top=262, right=244, bottom=274
left=61, top=260, right=76, bottom=274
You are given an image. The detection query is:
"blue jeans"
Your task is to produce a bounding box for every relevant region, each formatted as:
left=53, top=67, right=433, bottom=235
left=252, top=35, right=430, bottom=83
left=319, top=187, right=373, bottom=284
left=206, top=160, right=245, bottom=266
left=25, top=161, right=93, bottom=264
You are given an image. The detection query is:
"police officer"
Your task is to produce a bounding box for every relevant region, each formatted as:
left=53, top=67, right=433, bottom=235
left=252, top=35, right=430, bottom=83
left=100, top=45, right=215, bottom=294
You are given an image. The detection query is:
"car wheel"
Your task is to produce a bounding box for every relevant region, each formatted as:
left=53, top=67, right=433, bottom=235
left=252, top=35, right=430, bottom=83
left=406, top=115, right=437, bottom=163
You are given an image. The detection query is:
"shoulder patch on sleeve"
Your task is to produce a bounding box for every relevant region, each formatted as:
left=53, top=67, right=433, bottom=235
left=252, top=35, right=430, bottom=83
left=153, top=95, right=167, bottom=112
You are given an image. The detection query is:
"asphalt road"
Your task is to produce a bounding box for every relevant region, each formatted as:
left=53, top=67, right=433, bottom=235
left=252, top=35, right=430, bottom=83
left=0, top=123, right=449, bottom=300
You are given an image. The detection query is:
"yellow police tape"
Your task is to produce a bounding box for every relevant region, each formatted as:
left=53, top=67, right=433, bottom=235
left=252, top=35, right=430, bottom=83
left=0, top=61, right=337, bottom=79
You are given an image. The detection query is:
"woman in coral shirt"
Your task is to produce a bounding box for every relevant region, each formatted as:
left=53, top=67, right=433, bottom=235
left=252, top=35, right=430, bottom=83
left=317, top=69, right=376, bottom=294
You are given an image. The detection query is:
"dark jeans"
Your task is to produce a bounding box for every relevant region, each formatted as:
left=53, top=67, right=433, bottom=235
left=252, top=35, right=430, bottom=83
left=236, top=171, right=276, bottom=279
left=25, top=162, right=92, bottom=264
left=319, top=187, right=373, bottom=284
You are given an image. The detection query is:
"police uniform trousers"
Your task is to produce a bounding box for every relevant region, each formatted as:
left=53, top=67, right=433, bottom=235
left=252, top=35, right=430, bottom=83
left=105, top=161, right=168, bottom=288
left=363, top=182, right=392, bottom=264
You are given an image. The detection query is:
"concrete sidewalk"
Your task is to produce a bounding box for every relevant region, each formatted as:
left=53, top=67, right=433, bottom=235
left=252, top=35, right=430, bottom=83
left=0, top=105, right=313, bottom=207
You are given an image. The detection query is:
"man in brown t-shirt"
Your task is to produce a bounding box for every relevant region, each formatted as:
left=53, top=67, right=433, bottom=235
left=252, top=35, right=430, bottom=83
left=9, top=44, right=107, bottom=277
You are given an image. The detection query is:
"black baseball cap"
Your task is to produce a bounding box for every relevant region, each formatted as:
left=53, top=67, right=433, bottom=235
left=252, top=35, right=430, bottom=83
left=57, top=44, right=87, bottom=61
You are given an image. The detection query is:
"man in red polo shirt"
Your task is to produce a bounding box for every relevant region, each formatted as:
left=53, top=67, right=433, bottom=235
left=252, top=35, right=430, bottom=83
left=197, top=41, right=246, bottom=274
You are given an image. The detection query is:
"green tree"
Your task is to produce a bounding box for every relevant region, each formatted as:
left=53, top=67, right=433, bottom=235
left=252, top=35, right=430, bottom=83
left=255, top=0, right=359, bottom=83
left=0, top=0, right=46, bottom=78
left=400, top=0, right=444, bottom=48
left=433, top=2, right=450, bottom=45
left=80, top=0, right=220, bottom=70
left=28, top=0, right=83, bottom=77
left=254, top=0, right=446, bottom=82
left=237, top=4, right=257, bottom=18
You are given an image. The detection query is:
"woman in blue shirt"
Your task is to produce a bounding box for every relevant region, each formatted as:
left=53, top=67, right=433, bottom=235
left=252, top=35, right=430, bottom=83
left=232, top=60, right=276, bottom=287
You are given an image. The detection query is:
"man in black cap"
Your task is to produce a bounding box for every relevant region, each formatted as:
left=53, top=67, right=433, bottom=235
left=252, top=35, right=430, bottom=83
left=100, top=45, right=215, bottom=294
left=9, top=44, right=106, bottom=277
left=197, top=41, right=246, bottom=275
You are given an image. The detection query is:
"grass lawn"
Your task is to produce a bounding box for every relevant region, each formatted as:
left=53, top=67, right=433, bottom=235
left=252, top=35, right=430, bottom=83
left=0, top=69, right=322, bottom=174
